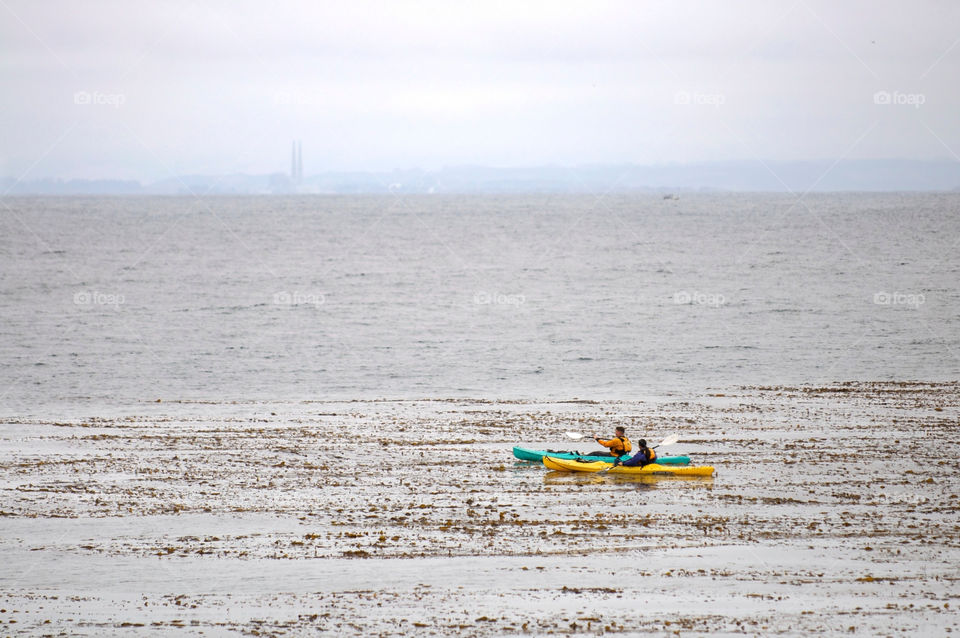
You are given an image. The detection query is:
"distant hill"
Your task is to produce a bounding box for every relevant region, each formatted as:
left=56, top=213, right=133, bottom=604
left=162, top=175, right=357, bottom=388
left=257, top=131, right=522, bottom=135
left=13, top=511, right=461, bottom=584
left=4, top=160, right=960, bottom=195
left=0, top=178, right=143, bottom=195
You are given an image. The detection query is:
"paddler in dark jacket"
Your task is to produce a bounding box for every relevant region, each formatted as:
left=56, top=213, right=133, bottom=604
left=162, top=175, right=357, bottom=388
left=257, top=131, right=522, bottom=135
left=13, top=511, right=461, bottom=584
left=590, top=427, right=632, bottom=457
left=616, top=439, right=657, bottom=467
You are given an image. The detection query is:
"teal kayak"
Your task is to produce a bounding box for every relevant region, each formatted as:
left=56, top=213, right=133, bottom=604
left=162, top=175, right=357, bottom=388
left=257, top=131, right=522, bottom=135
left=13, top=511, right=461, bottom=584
left=513, top=446, right=690, bottom=465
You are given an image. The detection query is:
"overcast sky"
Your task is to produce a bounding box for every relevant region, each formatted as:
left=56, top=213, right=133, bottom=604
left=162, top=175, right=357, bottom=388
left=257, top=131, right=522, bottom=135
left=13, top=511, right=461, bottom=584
left=2, top=0, right=959, bottom=181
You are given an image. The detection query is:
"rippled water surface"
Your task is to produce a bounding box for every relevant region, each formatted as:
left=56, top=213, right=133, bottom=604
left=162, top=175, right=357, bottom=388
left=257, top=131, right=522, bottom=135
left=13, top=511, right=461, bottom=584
left=1, top=193, right=958, bottom=411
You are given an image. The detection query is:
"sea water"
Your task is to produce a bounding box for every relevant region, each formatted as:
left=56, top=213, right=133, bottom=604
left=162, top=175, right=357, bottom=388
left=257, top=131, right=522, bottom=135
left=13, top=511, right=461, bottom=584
left=1, top=193, right=957, bottom=414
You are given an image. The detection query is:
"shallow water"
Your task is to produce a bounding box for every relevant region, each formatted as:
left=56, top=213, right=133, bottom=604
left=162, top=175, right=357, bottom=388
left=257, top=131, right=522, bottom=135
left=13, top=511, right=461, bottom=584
left=1, top=382, right=958, bottom=635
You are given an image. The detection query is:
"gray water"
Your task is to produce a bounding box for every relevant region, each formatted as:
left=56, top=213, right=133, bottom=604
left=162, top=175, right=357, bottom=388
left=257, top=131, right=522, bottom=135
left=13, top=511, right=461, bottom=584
left=1, top=193, right=957, bottom=413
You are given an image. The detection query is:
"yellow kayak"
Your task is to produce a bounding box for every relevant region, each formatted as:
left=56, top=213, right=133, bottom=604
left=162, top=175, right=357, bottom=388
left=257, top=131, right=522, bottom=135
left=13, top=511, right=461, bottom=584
left=543, top=456, right=715, bottom=476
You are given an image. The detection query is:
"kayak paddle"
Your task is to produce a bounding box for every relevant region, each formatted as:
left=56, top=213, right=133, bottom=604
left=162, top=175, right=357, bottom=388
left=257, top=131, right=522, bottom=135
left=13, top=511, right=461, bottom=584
left=654, top=434, right=680, bottom=448
left=563, top=431, right=593, bottom=441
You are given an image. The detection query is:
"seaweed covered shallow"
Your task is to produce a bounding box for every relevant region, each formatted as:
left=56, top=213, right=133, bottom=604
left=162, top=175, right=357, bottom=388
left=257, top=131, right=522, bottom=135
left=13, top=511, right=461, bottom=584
left=1, top=381, right=958, bottom=636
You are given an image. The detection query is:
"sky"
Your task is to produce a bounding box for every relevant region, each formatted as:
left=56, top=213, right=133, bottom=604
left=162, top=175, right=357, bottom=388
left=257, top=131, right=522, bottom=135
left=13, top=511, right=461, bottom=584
left=1, top=0, right=959, bottom=181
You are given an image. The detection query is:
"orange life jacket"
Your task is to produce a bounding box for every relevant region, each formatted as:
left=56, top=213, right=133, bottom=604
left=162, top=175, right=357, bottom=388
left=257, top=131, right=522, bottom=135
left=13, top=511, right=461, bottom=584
left=611, top=436, right=632, bottom=456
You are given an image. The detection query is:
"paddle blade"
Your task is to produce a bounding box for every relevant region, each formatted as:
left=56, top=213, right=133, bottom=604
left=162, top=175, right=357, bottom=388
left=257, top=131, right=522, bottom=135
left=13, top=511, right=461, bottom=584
left=658, top=434, right=680, bottom=447
left=564, top=431, right=586, bottom=441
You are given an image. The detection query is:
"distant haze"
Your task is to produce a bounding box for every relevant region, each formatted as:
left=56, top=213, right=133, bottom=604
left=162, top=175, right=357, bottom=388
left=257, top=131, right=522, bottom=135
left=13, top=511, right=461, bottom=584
left=1, top=1, right=959, bottom=184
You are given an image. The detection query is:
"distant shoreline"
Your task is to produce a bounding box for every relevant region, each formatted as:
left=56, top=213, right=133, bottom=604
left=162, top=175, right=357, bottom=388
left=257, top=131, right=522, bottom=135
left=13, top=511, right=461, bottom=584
left=4, top=189, right=960, bottom=198
left=4, top=159, right=960, bottom=195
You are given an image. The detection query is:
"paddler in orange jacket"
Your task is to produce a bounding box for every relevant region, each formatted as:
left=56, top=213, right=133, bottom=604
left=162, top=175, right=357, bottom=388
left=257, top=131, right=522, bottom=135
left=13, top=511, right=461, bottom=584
left=590, top=426, right=632, bottom=457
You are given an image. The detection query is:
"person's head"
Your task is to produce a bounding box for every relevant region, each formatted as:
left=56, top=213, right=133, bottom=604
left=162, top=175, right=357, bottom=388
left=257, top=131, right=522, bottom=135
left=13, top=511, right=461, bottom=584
left=615, top=426, right=625, bottom=436
left=638, top=439, right=647, bottom=447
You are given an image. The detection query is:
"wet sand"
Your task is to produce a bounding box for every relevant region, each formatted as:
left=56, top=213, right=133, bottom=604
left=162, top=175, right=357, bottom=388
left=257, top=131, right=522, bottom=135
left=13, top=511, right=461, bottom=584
left=1, top=382, right=958, bottom=636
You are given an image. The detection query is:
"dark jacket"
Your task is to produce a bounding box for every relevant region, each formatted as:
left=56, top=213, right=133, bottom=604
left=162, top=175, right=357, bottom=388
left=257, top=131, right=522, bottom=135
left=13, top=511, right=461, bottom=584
left=621, top=446, right=656, bottom=467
